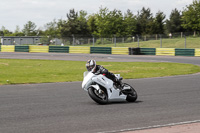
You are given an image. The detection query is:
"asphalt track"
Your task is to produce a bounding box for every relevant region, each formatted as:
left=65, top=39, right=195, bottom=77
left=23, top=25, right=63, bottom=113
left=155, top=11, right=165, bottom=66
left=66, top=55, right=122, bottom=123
left=0, top=52, right=200, bottom=133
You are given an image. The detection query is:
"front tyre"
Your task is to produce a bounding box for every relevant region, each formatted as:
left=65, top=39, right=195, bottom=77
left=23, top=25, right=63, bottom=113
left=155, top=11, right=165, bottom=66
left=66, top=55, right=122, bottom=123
left=122, top=83, right=137, bottom=102
left=88, top=87, right=108, bottom=105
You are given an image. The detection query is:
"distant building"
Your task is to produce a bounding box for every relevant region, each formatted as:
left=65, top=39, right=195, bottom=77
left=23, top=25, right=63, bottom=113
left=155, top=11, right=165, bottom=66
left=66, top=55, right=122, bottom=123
left=0, top=36, right=41, bottom=45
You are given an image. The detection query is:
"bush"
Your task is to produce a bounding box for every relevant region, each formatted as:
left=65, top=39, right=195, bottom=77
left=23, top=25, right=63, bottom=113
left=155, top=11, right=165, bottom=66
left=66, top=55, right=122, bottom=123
left=95, top=38, right=112, bottom=44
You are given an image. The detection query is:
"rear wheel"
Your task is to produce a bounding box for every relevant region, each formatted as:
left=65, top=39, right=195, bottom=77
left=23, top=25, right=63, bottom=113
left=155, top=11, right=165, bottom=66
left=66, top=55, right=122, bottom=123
left=122, top=83, right=137, bottom=102
left=88, top=87, right=108, bottom=105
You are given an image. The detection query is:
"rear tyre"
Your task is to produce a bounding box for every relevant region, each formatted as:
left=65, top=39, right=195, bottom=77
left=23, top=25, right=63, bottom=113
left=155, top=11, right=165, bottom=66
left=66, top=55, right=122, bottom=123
left=88, top=87, right=108, bottom=105
left=122, top=83, right=137, bottom=102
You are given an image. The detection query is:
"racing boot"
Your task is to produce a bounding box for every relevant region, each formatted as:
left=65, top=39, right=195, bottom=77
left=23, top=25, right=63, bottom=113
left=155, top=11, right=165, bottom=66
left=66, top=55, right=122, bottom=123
left=114, top=78, right=122, bottom=90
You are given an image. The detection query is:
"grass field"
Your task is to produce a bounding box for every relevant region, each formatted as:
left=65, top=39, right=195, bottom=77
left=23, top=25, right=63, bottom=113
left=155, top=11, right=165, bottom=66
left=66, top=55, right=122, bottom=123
left=79, top=37, right=200, bottom=48
left=1, top=59, right=200, bottom=85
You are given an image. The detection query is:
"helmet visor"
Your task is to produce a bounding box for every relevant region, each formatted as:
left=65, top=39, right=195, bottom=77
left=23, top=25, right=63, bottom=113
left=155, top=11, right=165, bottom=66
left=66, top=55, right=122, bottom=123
left=86, top=64, right=95, bottom=71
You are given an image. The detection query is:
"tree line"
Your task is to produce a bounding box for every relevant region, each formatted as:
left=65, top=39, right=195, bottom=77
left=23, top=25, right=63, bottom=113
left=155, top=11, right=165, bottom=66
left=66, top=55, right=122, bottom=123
left=1, top=0, right=200, bottom=38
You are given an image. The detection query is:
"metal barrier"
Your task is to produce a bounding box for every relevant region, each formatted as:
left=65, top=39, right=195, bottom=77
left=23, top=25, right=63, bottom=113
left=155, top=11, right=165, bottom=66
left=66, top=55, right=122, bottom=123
left=112, top=47, right=129, bottom=55
left=90, top=47, right=112, bottom=54
left=15, top=46, right=29, bottom=52
left=69, top=46, right=90, bottom=54
left=195, top=49, right=200, bottom=56
left=29, top=46, right=49, bottom=53
left=175, top=49, right=195, bottom=56
left=140, top=48, right=156, bottom=55
left=49, top=46, right=69, bottom=53
left=156, top=48, right=175, bottom=56
left=1, top=45, right=15, bottom=52
left=0, top=45, right=199, bottom=57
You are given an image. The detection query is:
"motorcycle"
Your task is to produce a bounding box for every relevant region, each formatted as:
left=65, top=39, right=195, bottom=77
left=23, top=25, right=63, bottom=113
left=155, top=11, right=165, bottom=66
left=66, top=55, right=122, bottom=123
left=82, top=71, right=137, bottom=104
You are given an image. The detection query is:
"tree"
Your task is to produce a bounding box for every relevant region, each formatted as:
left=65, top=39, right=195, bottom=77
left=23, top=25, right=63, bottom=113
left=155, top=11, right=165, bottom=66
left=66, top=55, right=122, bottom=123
left=44, top=19, right=61, bottom=38
left=94, top=7, right=124, bottom=37
left=87, top=14, right=97, bottom=34
left=166, top=8, right=183, bottom=33
left=0, top=30, right=3, bottom=36
left=13, top=25, right=24, bottom=36
left=108, top=9, right=124, bottom=36
left=153, top=11, right=166, bottom=34
left=136, top=7, right=154, bottom=35
left=22, top=21, right=37, bottom=36
left=1, top=26, right=12, bottom=36
left=123, top=9, right=137, bottom=36
left=77, top=10, right=90, bottom=35
left=61, top=9, right=79, bottom=36
left=181, top=0, right=200, bottom=34
left=61, top=9, right=89, bottom=37
left=95, top=7, right=110, bottom=37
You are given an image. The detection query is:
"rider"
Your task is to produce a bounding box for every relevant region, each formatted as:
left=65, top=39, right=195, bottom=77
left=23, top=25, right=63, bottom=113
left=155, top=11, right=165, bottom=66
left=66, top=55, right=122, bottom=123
left=86, top=59, right=121, bottom=87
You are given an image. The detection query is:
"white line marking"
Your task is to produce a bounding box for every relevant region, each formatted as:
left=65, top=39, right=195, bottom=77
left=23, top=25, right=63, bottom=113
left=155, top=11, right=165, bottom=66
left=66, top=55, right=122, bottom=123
left=98, top=120, right=200, bottom=133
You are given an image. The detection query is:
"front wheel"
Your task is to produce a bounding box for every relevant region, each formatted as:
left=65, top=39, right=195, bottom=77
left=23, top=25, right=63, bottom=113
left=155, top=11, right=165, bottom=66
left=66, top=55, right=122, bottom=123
left=122, top=83, right=137, bottom=102
left=88, top=87, right=108, bottom=105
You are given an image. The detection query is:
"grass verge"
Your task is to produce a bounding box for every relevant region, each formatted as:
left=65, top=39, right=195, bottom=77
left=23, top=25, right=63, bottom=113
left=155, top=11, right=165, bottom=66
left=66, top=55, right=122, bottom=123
left=79, top=37, right=200, bottom=48
left=0, top=59, right=200, bottom=85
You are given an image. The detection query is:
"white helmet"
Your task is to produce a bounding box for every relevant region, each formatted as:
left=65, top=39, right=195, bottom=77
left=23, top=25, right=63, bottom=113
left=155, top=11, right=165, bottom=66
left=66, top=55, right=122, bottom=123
left=86, top=60, right=96, bottom=72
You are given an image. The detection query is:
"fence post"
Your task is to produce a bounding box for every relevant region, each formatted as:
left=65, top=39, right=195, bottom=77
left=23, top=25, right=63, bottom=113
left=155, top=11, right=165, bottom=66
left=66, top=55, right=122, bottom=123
left=137, top=35, right=139, bottom=47
left=93, top=37, right=95, bottom=46
left=114, top=35, right=116, bottom=47
left=160, top=34, right=162, bottom=48
left=92, top=35, right=95, bottom=46
left=72, top=34, right=75, bottom=46
left=184, top=35, right=186, bottom=48
left=19, top=37, right=21, bottom=45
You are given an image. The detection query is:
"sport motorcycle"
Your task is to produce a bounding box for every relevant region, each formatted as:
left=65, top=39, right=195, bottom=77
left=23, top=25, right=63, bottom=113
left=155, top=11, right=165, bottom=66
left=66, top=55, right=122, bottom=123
left=82, top=71, right=137, bottom=104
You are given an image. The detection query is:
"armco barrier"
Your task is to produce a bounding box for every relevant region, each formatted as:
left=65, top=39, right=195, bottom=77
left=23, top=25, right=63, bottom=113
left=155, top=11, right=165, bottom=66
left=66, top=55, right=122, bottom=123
left=112, top=47, right=129, bottom=55
left=156, top=48, right=175, bottom=56
left=49, top=46, right=69, bottom=53
left=0, top=45, right=200, bottom=57
left=15, top=46, right=29, bottom=52
left=29, top=46, right=49, bottom=53
left=90, top=47, right=112, bottom=54
left=1, top=45, right=15, bottom=52
left=69, top=46, right=90, bottom=54
left=175, top=48, right=195, bottom=56
left=140, top=48, right=156, bottom=55
left=195, top=49, right=200, bottom=56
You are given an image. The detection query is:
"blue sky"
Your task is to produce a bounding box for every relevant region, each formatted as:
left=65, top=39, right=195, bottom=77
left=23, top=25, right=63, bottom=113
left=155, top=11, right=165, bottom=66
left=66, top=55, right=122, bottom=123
left=0, top=0, right=193, bottom=32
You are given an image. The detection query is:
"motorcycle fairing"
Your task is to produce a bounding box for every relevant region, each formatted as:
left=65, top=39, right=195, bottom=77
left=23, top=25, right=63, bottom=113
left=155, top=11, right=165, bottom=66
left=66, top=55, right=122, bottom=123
left=92, top=75, right=127, bottom=101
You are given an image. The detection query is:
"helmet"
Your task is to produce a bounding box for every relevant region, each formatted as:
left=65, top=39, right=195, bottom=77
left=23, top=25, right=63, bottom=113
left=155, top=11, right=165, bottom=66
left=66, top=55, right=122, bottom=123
left=86, top=60, right=96, bottom=72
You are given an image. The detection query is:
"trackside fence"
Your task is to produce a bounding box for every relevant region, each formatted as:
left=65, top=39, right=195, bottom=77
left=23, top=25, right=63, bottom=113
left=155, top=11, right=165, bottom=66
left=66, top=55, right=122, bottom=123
left=0, top=45, right=199, bottom=57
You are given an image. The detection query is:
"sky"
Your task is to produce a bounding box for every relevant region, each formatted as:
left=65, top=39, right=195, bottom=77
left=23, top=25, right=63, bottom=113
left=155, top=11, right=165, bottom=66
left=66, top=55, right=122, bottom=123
left=0, top=0, right=194, bottom=32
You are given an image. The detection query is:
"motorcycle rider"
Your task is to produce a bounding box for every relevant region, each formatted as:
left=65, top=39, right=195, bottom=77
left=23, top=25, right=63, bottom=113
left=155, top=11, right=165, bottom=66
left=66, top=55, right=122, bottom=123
left=86, top=59, right=121, bottom=87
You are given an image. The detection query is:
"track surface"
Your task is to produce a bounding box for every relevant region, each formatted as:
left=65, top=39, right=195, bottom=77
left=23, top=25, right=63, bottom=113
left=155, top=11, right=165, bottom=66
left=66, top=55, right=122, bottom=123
left=0, top=53, right=200, bottom=133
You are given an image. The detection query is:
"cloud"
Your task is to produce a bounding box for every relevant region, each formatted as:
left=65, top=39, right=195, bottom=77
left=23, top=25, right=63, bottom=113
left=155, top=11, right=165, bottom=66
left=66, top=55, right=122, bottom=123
left=96, top=0, right=145, bottom=13
left=0, top=0, right=194, bottom=31
left=176, top=0, right=193, bottom=5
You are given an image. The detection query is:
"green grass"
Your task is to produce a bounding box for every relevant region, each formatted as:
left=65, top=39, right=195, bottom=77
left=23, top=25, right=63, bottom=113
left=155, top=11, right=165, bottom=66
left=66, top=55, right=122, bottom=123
left=1, top=59, right=200, bottom=85
left=77, top=37, right=200, bottom=48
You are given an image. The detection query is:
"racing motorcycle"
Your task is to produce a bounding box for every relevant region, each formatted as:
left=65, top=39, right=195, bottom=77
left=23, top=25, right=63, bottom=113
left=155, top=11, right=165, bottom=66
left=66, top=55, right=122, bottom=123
left=82, top=71, right=137, bottom=104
